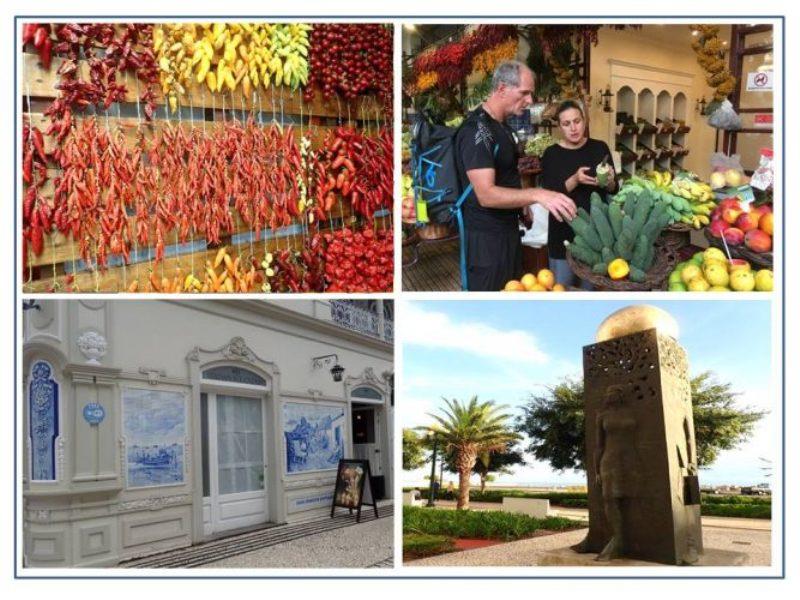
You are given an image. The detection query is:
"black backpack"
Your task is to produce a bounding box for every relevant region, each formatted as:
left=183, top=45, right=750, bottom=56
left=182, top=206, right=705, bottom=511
left=409, top=112, right=464, bottom=225
left=410, top=111, right=498, bottom=290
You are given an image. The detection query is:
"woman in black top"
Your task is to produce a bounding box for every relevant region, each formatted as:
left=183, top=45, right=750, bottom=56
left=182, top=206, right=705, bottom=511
left=541, top=100, right=618, bottom=289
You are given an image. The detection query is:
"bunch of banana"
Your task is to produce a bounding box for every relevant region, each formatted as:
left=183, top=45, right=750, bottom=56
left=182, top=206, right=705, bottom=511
left=614, top=171, right=716, bottom=229
left=155, top=23, right=313, bottom=112
left=649, top=170, right=716, bottom=229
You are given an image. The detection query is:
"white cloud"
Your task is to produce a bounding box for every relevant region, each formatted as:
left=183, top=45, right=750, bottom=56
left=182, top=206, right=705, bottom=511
left=402, top=303, right=550, bottom=365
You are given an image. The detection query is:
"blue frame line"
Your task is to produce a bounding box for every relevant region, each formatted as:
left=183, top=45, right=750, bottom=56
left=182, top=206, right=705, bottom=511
left=14, top=14, right=786, bottom=580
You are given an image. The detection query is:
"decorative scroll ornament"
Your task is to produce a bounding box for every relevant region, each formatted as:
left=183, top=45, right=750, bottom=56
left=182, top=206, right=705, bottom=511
left=222, top=337, right=258, bottom=363
left=77, top=330, right=108, bottom=365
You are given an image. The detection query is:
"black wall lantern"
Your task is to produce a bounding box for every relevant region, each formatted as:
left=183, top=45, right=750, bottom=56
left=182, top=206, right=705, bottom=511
left=696, top=97, right=707, bottom=115
left=312, top=353, right=345, bottom=382
left=598, top=86, right=614, bottom=113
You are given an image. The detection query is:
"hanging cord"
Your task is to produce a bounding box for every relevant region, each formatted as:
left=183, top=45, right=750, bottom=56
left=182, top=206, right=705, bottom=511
left=257, top=88, right=268, bottom=263
left=23, top=82, right=38, bottom=289
left=131, top=73, right=143, bottom=290
left=336, top=95, right=345, bottom=233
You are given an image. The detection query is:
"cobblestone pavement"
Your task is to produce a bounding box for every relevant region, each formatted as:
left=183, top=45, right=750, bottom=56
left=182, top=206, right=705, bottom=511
left=123, top=502, right=393, bottom=569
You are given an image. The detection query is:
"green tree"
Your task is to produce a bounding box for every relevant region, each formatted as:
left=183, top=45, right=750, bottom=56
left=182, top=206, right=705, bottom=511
left=517, top=372, right=765, bottom=472
left=442, top=440, right=526, bottom=493
left=419, top=396, right=519, bottom=510
left=402, top=428, right=428, bottom=471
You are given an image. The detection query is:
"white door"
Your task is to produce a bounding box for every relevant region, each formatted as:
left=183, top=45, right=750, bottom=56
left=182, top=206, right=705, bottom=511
left=208, top=393, right=268, bottom=533
left=352, top=406, right=383, bottom=476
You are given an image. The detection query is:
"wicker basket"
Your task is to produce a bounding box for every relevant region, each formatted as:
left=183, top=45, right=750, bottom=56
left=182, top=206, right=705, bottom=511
left=566, top=247, right=677, bottom=291
left=703, top=228, right=773, bottom=269
left=659, top=222, right=693, bottom=250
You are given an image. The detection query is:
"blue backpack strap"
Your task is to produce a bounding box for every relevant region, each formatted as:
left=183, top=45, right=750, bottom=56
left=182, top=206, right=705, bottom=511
left=452, top=143, right=500, bottom=291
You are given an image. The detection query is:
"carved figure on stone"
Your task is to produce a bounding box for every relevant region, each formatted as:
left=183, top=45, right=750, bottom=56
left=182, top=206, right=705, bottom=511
left=593, top=383, right=642, bottom=561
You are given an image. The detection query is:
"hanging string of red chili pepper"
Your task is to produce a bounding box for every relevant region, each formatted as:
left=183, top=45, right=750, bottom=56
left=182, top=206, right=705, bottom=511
left=22, top=23, right=393, bottom=293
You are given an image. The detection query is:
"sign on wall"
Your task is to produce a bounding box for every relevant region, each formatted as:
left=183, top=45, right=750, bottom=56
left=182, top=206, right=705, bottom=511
left=282, top=402, right=345, bottom=474
left=746, top=71, right=773, bottom=92
left=123, top=388, right=186, bottom=488
left=287, top=491, right=335, bottom=513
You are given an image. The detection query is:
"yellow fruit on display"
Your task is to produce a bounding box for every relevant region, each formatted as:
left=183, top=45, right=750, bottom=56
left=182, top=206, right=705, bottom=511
left=729, top=269, right=756, bottom=292
left=680, top=264, right=702, bottom=285
left=687, top=276, right=711, bottom=292
left=536, top=269, right=556, bottom=290
left=552, top=284, right=566, bottom=292
left=703, top=247, right=727, bottom=263
left=754, top=269, right=773, bottom=292
left=703, top=263, right=730, bottom=288
left=709, top=286, right=729, bottom=292
left=728, top=259, right=751, bottom=273
left=608, top=258, right=630, bottom=281
left=703, top=258, right=729, bottom=272
left=520, top=273, right=538, bottom=291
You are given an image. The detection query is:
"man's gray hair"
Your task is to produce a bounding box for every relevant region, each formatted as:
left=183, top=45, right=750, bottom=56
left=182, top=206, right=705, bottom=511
left=491, top=60, right=531, bottom=92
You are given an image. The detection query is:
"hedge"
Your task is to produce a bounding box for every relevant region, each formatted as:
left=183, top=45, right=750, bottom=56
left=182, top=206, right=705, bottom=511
left=403, top=506, right=579, bottom=540
left=403, top=488, right=771, bottom=518
left=403, top=533, right=456, bottom=559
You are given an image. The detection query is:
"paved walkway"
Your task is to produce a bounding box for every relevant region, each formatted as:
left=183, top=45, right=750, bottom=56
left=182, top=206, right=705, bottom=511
left=123, top=502, right=393, bottom=569
left=405, top=521, right=771, bottom=567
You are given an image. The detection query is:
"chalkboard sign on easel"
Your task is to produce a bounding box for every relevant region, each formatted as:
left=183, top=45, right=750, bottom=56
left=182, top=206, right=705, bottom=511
left=330, top=459, right=379, bottom=523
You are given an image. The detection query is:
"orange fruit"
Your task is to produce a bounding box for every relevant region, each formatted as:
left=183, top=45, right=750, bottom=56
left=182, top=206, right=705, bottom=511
left=529, top=284, right=547, bottom=291
left=503, top=280, right=526, bottom=291
left=520, top=273, right=538, bottom=291
left=552, top=283, right=566, bottom=292
left=536, top=269, right=555, bottom=290
left=759, top=212, right=773, bottom=236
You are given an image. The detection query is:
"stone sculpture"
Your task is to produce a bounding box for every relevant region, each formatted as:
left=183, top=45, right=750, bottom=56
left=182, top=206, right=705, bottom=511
left=575, top=305, right=703, bottom=565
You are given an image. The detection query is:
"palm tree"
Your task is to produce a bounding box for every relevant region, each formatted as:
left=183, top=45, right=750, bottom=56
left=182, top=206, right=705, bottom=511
left=419, top=396, right=519, bottom=510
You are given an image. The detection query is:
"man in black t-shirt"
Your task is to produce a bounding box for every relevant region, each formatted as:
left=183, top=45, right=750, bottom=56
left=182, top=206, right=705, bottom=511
left=455, top=61, right=577, bottom=291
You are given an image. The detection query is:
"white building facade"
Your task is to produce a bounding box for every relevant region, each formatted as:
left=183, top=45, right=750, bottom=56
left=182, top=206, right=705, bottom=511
left=22, top=299, right=394, bottom=567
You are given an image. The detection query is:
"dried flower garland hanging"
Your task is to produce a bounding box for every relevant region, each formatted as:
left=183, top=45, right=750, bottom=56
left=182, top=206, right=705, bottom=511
left=690, top=24, right=736, bottom=102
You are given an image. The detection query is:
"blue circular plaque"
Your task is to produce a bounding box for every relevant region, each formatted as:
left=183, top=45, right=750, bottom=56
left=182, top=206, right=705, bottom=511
left=82, top=402, right=105, bottom=425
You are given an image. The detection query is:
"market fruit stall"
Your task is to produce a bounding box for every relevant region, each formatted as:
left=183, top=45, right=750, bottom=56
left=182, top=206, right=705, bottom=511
left=21, top=22, right=394, bottom=293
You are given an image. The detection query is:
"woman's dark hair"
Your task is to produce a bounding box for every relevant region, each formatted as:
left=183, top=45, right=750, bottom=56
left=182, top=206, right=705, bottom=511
left=555, top=99, right=585, bottom=121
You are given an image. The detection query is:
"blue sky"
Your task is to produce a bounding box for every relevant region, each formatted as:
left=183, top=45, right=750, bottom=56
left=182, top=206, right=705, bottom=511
left=400, top=299, right=777, bottom=488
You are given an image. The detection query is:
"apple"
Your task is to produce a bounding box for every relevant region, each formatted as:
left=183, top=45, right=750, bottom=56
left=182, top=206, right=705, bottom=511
left=735, top=211, right=761, bottom=232
left=750, top=204, right=772, bottom=218
left=728, top=259, right=751, bottom=273
left=681, top=264, right=702, bottom=285
left=708, top=219, right=728, bottom=238
left=744, top=229, right=772, bottom=253
left=754, top=269, right=773, bottom=292
left=723, top=227, right=745, bottom=246
left=722, top=207, right=743, bottom=224
left=710, top=206, right=723, bottom=221
left=730, top=269, right=755, bottom=292
left=725, top=168, right=744, bottom=187
left=718, top=198, right=742, bottom=211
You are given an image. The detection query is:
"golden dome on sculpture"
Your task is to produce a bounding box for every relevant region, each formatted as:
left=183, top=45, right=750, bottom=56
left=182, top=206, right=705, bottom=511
left=596, top=305, right=679, bottom=343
